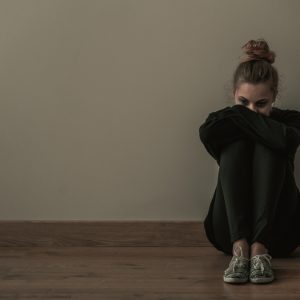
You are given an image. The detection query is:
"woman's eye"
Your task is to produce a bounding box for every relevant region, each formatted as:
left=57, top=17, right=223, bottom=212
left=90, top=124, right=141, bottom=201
left=240, top=100, right=266, bottom=107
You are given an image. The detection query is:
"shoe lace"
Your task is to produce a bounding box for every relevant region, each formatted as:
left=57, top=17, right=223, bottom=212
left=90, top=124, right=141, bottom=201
left=251, top=253, right=272, bottom=275
left=230, top=245, right=249, bottom=272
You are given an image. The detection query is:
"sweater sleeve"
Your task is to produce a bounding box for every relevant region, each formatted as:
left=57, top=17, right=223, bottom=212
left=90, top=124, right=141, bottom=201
left=271, top=107, right=300, bottom=151
left=199, top=104, right=290, bottom=164
left=199, top=106, right=251, bottom=165
left=229, top=104, right=287, bottom=152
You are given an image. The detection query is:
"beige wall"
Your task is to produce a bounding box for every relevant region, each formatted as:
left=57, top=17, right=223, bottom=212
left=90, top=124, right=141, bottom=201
left=0, top=0, right=299, bottom=220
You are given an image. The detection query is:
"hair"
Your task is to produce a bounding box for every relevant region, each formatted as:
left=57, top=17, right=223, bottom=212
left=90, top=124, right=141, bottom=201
left=231, top=38, right=279, bottom=102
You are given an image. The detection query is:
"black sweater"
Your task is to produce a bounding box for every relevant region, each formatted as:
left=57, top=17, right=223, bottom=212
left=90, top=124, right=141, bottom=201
left=199, top=104, right=300, bottom=172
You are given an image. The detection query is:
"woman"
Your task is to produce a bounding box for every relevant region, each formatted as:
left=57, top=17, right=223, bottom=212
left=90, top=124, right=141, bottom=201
left=199, top=38, right=300, bottom=284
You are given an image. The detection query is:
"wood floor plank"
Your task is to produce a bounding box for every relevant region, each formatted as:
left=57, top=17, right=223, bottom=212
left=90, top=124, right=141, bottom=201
left=0, top=246, right=299, bottom=299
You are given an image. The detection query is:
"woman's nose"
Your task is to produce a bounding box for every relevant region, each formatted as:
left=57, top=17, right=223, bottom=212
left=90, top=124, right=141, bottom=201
left=249, top=105, right=258, bottom=113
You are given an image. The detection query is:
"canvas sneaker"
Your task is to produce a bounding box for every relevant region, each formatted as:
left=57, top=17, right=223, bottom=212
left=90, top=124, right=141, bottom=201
left=223, top=245, right=250, bottom=283
left=250, top=253, right=275, bottom=283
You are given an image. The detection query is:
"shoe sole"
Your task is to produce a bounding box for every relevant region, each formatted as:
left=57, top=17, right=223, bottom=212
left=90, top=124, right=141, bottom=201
left=223, top=276, right=248, bottom=283
left=250, top=276, right=274, bottom=284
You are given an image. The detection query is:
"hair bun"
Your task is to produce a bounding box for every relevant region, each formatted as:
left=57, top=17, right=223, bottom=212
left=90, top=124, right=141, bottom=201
left=240, top=38, right=276, bottom=64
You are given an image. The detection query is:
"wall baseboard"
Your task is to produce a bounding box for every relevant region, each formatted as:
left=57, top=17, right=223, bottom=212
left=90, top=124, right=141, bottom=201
left=0, top=220, right=210, bottom=247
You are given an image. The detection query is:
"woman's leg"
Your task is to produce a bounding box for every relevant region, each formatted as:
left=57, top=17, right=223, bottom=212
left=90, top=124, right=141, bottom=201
left=204, top=139, right=254, bottom=256
left=204, top=172, right=232, bottom=255
left=204, top=139, right=300, bottom=258
left=219, top=139, right=254, bottom=247
left=251, top=142, right=299, bottom=257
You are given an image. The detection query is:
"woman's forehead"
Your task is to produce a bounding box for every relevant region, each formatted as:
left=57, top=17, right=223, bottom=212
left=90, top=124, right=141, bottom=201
left=236, top=82, right=272, bottom=98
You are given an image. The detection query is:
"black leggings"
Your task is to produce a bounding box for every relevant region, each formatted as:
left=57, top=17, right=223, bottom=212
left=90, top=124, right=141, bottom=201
left=204, top=139, right=300, bottom=258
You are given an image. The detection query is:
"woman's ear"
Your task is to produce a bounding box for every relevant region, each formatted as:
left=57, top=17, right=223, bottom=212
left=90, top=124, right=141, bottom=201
left=271, top=98, right=276, bottom=107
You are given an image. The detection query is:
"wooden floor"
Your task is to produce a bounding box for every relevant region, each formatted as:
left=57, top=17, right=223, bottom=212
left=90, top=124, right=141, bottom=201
left=0, top=246, right=299, bottom=299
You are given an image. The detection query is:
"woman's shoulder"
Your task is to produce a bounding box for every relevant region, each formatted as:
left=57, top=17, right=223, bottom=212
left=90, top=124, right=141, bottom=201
left=270, top=106, right=300, bottom=122
left=271, top=106, right=300, bottom=113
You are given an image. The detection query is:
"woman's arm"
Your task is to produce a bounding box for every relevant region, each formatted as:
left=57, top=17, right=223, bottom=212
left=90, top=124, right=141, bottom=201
left=199, top=105, right=291, bottom=164
left=268, top=107, right=300, bottom=163
left=271, top=107, right=300, bottom=149
left=229, top=104, right=287, bottom=152
left=199, top=106, right=250, bottom=165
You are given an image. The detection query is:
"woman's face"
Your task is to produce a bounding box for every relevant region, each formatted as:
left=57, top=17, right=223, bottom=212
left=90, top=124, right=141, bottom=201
left=233, top=82, right=275, bottom=117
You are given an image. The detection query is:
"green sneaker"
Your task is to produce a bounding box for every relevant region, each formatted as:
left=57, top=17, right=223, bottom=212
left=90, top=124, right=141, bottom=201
left=223, top=245, right=250, bottom=283
left=250, top=253, right=275, bottom=284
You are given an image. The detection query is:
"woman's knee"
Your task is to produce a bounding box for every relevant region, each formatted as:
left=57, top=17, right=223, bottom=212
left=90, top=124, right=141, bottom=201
left=222, top=139, right=254, bottom=155
left=253, top=142, right=288, bottom=163
left=253, top=142, right=288, bottom=175
left=220, top=139, right=254, bottom=170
